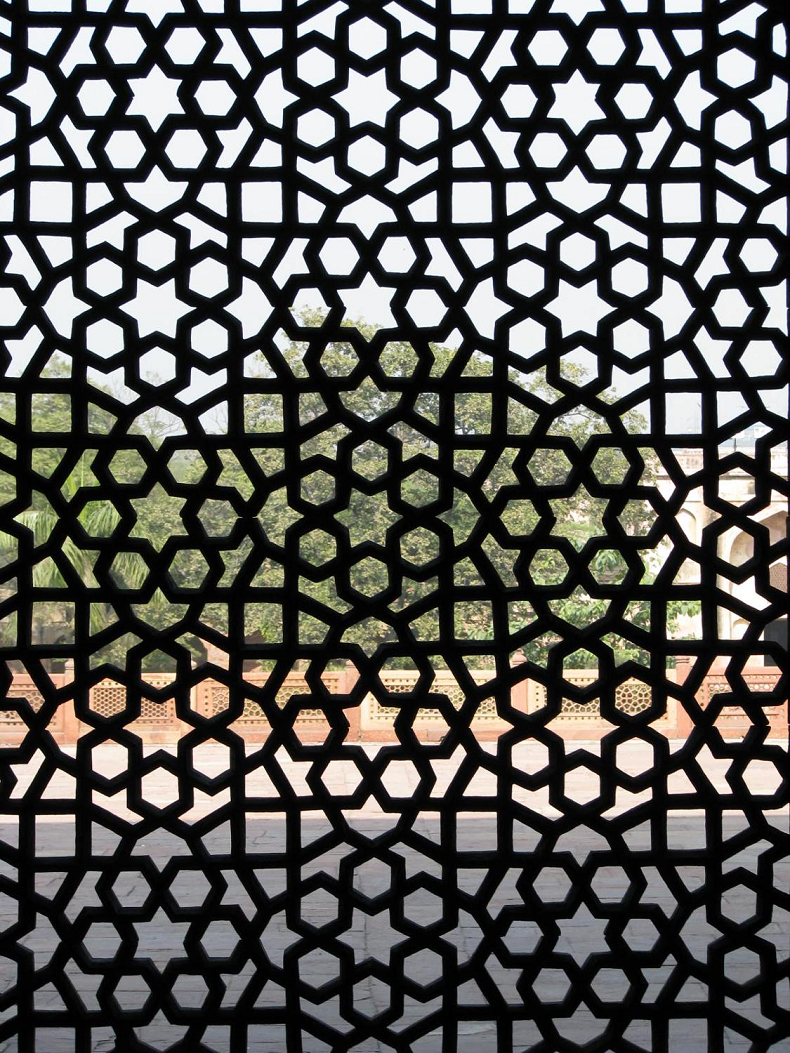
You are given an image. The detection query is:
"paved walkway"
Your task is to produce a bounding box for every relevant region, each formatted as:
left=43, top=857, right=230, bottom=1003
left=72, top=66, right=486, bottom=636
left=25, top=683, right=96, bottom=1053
left=1, top=742, right=787, bottom=1052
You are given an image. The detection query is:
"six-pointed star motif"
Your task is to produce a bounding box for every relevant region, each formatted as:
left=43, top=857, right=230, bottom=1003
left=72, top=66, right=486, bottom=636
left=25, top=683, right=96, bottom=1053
left=547, top=279, right=614, bottom=336
left=122, top=279, right=193, bottom=338
left=549, top=71, right=605, bottom=134
left=127, top=66, right=184, bottom=131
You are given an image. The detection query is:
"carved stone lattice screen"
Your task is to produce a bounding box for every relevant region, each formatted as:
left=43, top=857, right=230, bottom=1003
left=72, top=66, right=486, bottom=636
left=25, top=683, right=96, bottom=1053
left=0, top=2, right=788, bottom=1052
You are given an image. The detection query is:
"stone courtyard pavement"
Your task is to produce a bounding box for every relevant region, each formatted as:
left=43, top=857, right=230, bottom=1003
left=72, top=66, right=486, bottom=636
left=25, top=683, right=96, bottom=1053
left=1, top=741, right=788, bottom=1052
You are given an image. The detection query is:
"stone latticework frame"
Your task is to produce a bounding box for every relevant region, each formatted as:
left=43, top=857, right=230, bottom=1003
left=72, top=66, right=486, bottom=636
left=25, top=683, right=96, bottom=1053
left=0, top=1, right=788, bottom=1051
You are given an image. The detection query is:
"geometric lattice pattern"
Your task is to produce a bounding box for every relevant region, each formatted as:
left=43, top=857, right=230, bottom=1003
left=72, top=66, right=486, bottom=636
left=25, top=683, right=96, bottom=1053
left=0, top=2, right=788, bottom=1050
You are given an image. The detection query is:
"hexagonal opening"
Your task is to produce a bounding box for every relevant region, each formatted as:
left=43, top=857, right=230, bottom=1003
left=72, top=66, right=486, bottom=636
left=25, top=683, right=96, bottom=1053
left=379, top=340, right=418, bottom=375
left=614, top=83, right=652, bottom=120
left=622, top=917, right=659, bottom=953
left=713, top=289, right=751, bottom=328
left=591, top=865, right=630, bottom=904
left=301, top=470, right=335, bottom=505
left=400, top=108, right=438, bottom=150
left=299, top=529, right=335, bottom=567
left=347, top=135, right=386, bottom=176
left=200, top=919, right=241, bottom=959
left=587, top=27, right=625, bottom=65
left=586, top=133, right=628, bottom=169
left=297, top=110, right=335, bottom=147
left=78, top=78, right=115, bottom=117
left=403, top=887, right=444, bottom=925
left=165, top=128, right=208, bottom=168
left=195, top=80, right=235, bottom=116
left=348, top=16, right=387, bottom=59
left=80, top=500, right=120, bottom=538
left=559, top=232, right=597, bottom=270
left=105, top=129, right=146, bottom=168
left=111, top=870, right=151, bottom=909
left=83, top=920, right=122, bottom=960
left=141, top=766, right=179, bottom=808
left=502, top=918, right=542, bottom=954
left=591, top=967, right=631, bottom=1002
left=165, top=27, right=206, bottom=65
left=109, top=550, right=149, bottom=590
left=169, top=869, right=212, bottom=908
left=529, top=132, right=566, bottom=168
left=349, top=555, right=388, bottom=598
left=591, top=447, right=630, bottom=486
left=352, top=441, right=387, bottom=481
left=301, top=887, right=339, bottom=926
left=534, top=866, right=573, bottom=903
left=559, top=348, right=598, bottom=384
left=297, top=946, right=342, bottom=989
left=740, top=238, right=778, bottom=273
left=107, top=448, right=146, bottom=485
left=171, top=973, right=208, bottom=1009
left=168, top=549, right=210, bottom=589
left=528, top=448, right=572, bottom=486
left=715, top=109, right=752, bottom=150
left=533, top=967, right=571, bottom=1002
left=189, top=258, right=229, bottom=298
left=563, top=763, right=600, bottom=806
left=107, top=26, right=146, bottom=64
left=401, top=47, right=437, bottom=88
left=140, top=348, right=176, bottom=384
left=190, top=318, right=229, bottom=361
left=589, top=548, right=629, bottom=586
left=401, top=469, right=439, bottom=508
left=111, top=973, right=151, bottom=1012
left=501, top=498, right=537, bottom=538
left=353, top=976, right=390, bottom=1018
left=379, top=758, right=421, bottom=799
left=404, top=947, right=443, bottom=984
left=508, top=257, right=544, bottom=297
left=137, top=230, right=177, bottom=271
left=717, top=48, right=755, bottom=88
left=399, top=526, right=440, bottom=568
left=529, top=549, right=569, bottom=587
left=528, top=30, right=567, bottom=65
left=297, top=47, right=335, bottom=87
left=86, top=319, right=124, bottom=359
left=198, top=498, right=237, bottom=537
left=613, top=319, right=650, bottom=359
left=319, top=237, right=359, bottom=276
left=612, top=258, right=648, bottom=296
left=168, top=449, right=207, bottom=484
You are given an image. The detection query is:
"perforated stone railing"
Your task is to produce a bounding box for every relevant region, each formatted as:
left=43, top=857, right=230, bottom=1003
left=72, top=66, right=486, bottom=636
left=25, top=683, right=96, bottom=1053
left=0, top=674, right=73, bottom=744
left=360, top=667, right=519, bottom=741
left=195, top=671, right=347, bottom=742
left=86, top=674, right=182, bottom=742
left=1, top=668, right=784, bottom=743
left=693, top=667, right=786, bottom=739
left=528, top=670, right=678, bottom=740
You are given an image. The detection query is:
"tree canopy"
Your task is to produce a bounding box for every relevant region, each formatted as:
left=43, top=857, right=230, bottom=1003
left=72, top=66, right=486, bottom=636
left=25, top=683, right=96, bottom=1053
left=0, top=310, right=692, bottom=672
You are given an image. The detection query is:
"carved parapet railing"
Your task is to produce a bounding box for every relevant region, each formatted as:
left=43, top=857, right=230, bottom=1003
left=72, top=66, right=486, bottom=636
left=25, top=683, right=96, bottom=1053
left=526, top=671, right=679, bottom=740
left=0, top=666, right=784, bottom=744
left=194, top=670, right=347, bottom=742
left=697, top=667, right=786, bottom=739
left=0, top=673, right=72, bottom=745
left=359, top=666, right=528, bottom=742
left=85, top=675, right=184, bottom=743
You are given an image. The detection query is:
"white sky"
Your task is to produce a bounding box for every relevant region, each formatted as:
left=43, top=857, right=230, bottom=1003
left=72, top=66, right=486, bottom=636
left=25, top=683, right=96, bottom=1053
left=2, top=4, right=787, bottom=434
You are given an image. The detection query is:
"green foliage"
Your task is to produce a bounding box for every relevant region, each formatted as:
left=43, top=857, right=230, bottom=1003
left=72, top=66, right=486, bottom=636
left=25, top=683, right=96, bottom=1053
left=0, top=321, right=690, bottom=671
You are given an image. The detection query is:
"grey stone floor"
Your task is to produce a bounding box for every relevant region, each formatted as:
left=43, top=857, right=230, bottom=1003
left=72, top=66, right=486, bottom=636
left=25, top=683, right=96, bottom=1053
left=0, top=742, right=788, bottom=1052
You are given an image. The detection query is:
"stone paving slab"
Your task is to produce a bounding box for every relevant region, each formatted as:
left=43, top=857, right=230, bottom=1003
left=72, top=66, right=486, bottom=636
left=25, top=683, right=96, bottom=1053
left=0, top=742, right=787, bottom=1050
